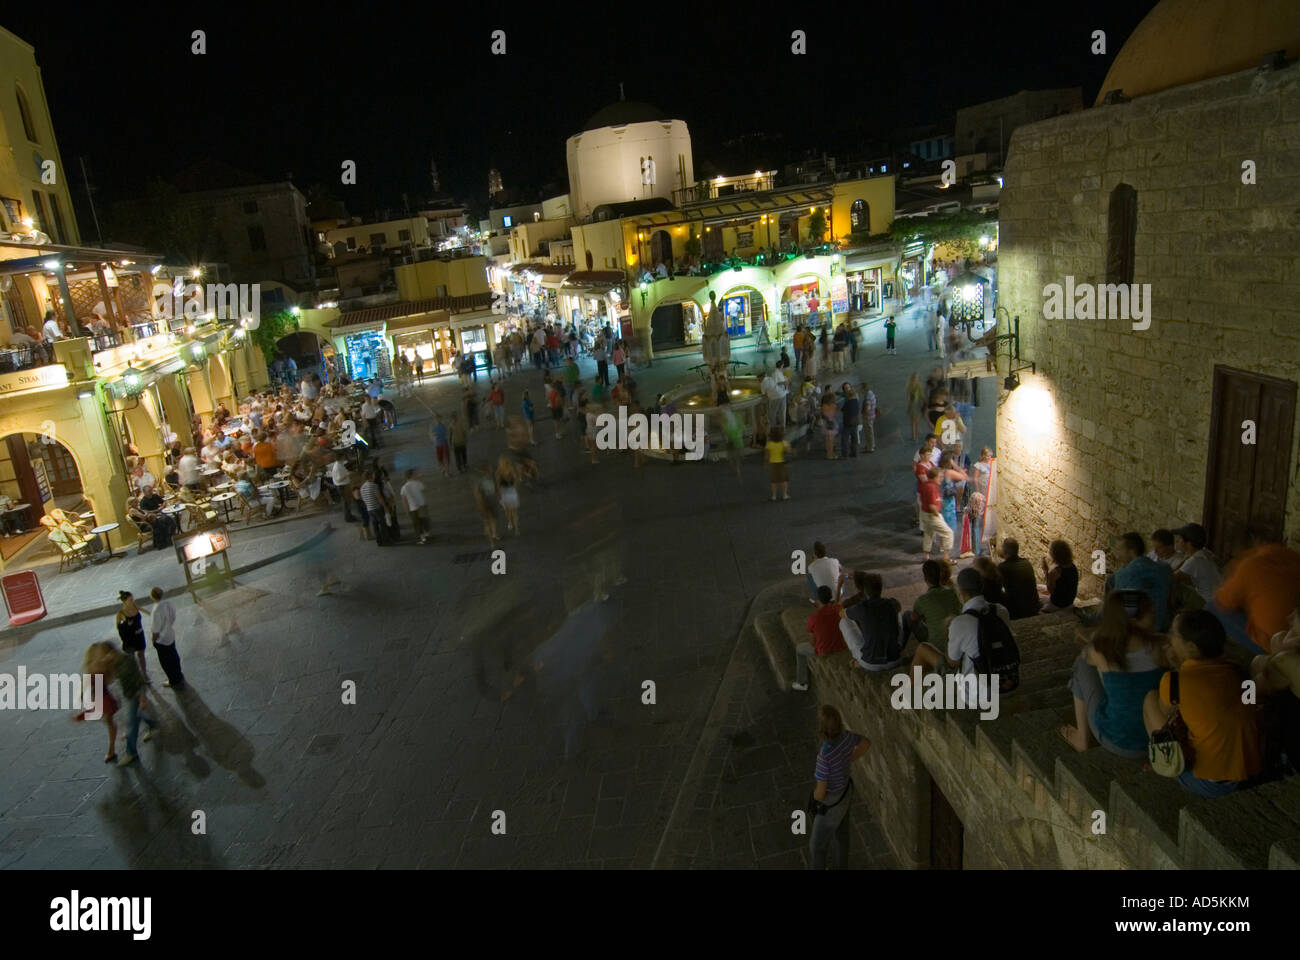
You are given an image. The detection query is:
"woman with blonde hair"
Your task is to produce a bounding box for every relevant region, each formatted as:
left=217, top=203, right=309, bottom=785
left=905, top=372, right=924, bottom=442
left=497, top=454, right=522, bottom=535
left=809, top=703, right=870, bottom=869
left=73, top=642, right=120, bottom=763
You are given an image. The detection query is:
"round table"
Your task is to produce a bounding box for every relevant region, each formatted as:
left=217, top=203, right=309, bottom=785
left=90, top=522, right=122, bottom=561
left=209, top=491, right=238, bottom=522
left=265, top=480, right=291, bottom=509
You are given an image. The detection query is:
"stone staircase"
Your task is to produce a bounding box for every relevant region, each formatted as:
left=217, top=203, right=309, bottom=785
left=755, top=585, right=1300, bottom=869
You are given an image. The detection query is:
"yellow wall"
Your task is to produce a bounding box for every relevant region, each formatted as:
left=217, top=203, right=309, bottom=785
left=0, top=384, right=131, bottom=564
left=325, top=216, right=429, bottom=252
left=395, top=256, right=490, bottom=300
left=829, top=176, right=895, bottom=240
left=571, top=221, right=627, bottom=272
left=0, top=27, right=81, bottom=244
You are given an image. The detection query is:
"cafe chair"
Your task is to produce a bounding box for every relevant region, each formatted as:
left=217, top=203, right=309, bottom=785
left=48, top=528, right=90, bottom=572
left=186, top=501, right=220, bottom=531
left=132, top=517, right=153, bottom=554
left=50, top=508, right=93, bottom=537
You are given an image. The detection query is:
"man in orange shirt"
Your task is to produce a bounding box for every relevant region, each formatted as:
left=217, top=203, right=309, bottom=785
left=252, top=433, right=279, bottom=480
left=1213, top=538, right=1300, bottom=655
left=1144, top=610, right=1261, bottom=797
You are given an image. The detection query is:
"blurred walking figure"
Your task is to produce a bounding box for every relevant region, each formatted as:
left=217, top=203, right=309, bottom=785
left=115, top=591, right=150, bottom=685
left=809, top=703, right=870, bottom=869
left=148, top=587, right=185, bottom=690
left=401, top=469, right=430, bottom=544
left=72, top=641, right=120, bottom=763
left=450, top=415, right=469, bottom=473
left=521, top=389, right=536, bottom=444
left=497, top=455, right=522, bottom=535
left=906, top=372, right=924, bottom=442
left=472, top=462, right=500, bottom=544
left=430, top=413, right=451, bottom=477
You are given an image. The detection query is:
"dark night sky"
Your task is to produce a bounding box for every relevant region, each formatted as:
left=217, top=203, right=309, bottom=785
left=5, top=1, right=1158, bottom=221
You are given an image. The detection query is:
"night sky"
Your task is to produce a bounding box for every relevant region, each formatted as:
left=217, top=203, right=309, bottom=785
left=6, top=1, right=1157, bottom=221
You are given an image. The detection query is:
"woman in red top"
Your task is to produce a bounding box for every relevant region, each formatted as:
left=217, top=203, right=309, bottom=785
left=72, top=641, right=120, bottom=763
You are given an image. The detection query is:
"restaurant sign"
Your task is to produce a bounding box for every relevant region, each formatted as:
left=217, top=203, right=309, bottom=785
left=0, top=365, right=69, bottom=396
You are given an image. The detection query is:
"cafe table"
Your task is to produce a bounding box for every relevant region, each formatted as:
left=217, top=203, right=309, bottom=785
left=90, top=522, right=122, bottom=561
left=209, top=490, right=239, bottom=522
left=264, top=480, right=292, bottom=509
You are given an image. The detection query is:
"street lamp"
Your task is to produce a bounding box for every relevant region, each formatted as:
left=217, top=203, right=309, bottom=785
left=120, top=366, right=144, bottom=396
left=639, top=278, right=648, bottom=309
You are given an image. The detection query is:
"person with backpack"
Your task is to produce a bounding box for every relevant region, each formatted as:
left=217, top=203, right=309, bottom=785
left=909, top=567, right=1018, bottom=700
left=808, top=703, right=871, bottom=870
left=840, top=571, right=906, bottom=671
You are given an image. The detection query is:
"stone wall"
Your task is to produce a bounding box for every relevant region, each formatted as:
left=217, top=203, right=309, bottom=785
left=994, top=61, right=1300, bottom=592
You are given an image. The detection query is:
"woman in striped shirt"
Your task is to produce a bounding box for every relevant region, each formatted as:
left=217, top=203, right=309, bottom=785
left=810, top=704, right=871, bottom=869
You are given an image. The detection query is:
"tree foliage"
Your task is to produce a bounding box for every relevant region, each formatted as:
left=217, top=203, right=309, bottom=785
left=251, top=309, right=300, bottom=366
left=889, top=211, right=996, bottom=260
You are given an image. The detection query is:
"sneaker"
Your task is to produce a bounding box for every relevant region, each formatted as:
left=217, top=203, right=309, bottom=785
left=142, top=726, right=154, bottom=742
left=118, top=753, right=138, bottom=766
left=791, top=682, right=809, bottom=692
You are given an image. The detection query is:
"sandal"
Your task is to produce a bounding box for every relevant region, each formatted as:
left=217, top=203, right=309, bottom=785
left=104, top=753, right=117, bottom=763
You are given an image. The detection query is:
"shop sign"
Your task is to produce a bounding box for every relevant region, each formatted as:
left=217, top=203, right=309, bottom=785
left=0, top=365, right=69, bottom=396
left=829, top=258, right=849, bottom=315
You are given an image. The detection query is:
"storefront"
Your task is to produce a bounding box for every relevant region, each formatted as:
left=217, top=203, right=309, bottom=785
left=846, top=267, right=881, bottom=313
left=343, top=329, right=391, bottom=381
left=782, top=276, right=824, bottom=327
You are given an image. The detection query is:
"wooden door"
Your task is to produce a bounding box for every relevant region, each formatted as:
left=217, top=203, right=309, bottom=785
left=1203, top=367, right=1296, bottom=563
left=928, top=778, right=964, bottom=869
left=40, top=442, right=81, bottom=498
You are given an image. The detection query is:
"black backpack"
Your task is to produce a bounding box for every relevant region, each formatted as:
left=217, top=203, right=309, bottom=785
left=968, top=606, right=1020, bottom=693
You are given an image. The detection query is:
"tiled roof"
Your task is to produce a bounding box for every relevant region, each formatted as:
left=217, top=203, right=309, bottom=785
left=331, top=293, right=493, bottom=328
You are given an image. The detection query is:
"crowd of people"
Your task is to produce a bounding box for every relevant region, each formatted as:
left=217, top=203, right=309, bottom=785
left=796, top=522, right=1300, bottom=847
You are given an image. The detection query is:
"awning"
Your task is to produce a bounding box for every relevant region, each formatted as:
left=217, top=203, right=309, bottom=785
left=331, top=293, right=492, bottom=329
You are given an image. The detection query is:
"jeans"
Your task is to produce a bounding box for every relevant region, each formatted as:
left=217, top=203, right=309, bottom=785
left=795, top=641, right=816, bottom=685
left=1207, top=601, right=1264, bottom=655
left=597, top=361, right=609, bottom=386
left=154, top=641, right=185, bottom=688
left=368, top=510, right=386, bottom=543
left=493, top=406, right=505, bottom=427
left=1177, top=769, right=1240, bottom=798
left=841, top=420, right=859, bottom=457
left=901, top=609, right=928, bottom=645
left=453, top=445, right=468, bottom=472
left=123, top=696, right=157, bottom=758
left=768, top=397, right=786, bottom=429
left=810, top=787, right=851, bottom=869
left=862, top=417, right=875, bottom=452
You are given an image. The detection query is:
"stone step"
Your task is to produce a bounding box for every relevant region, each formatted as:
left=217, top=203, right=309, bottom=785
left=976, top=714, right=1018, bottom=774
left=1055, top=747, right=1145, bottom=827
left=1110, top=771, right=1190, bottom=867
left=1269, top=835, right=1300, bottom=870
left=1010, top=707, right=1077, bottom=790
left=1003, top=684, right=1073, bottom=715
left=946, top=707, right=981, bottom=749
left=753, top=610, right=791, bottom=690
left=1179, top=776, right=1300, bottom=870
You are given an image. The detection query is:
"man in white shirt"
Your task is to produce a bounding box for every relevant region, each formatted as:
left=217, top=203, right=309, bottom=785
left=806, top=541, right=844, bottom=603
left=910, top=567, right=1012, bottom=708
left=130, top=462, right=157, bottom=494
left=301, top=377, right=319, bottom=401
left=400, top=469, right=428, bottom=544
left=327, top=455, right=354, bottom=522
left=148, top=586, right=185, bottom=690
left=1173, top=522, right=1222, bottom=603
left=1147, top=529, right=1185, bottom=570
left=41, top=311, right=64, bottom=343
left=178, top=448, right=203, bottom=489
left=360, top=395, right=382, bottom=447
left=762, top=369, right=788, bottom=428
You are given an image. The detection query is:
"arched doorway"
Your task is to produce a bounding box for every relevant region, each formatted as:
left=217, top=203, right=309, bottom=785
left=718, top=285, right=767, bottom=337
left=850, top=199, right=870, bottom=234
left=649, top=230, right=673, bottom=274
left=276, top=331, right=333, bottom=383
left=1, top=432, right=87, bottom=561
left=207, top=354, right=234, bottom=408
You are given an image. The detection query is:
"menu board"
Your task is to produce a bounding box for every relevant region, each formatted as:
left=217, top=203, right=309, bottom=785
left=177, top=527, right=231, bottom=564
left=32, top=458, right=52, bottom=504
left=2, top=570, right=46, bottom=626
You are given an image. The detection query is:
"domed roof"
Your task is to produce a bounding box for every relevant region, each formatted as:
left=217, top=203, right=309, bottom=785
left=1095, top=0, right=1300, bottom=106
left=581, top=100, right=669, bottom=132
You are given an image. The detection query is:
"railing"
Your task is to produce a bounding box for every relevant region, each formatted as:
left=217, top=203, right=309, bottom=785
left=0, top=343, right=51, bottom=374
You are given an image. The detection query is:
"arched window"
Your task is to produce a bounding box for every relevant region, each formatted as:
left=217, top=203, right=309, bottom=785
left=850, top=199, right=869, bottom=233
left=15, top=85, right=38, bottom=143
left=1106, top=183, right=1137, bottom=285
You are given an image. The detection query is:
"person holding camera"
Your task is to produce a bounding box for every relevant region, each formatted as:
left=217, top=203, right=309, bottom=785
left=808, top=703, right=871, bottom=869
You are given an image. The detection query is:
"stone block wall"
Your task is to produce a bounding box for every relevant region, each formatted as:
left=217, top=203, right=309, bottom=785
left=994, top=62, right=1300, bottom=593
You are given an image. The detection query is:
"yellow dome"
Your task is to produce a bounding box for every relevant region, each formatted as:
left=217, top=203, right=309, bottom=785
left=1094, top=0, right=1300, bottom=106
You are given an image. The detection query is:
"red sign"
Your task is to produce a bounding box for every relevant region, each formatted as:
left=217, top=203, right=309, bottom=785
left=2, top=570, right=47, bottom=626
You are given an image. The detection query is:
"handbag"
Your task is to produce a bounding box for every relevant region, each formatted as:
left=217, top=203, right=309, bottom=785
left=806, top=778, right=853, bottom=820
left=1148, top=672, right=1194, bottom=777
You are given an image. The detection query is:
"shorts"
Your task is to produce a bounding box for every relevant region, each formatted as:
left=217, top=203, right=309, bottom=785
left=768, top=461, right=788, bottom=483
left=500, top=487, right=520, bottom=509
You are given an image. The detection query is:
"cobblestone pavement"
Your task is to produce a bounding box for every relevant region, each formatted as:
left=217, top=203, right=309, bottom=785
left=0, top=300, right=991, bottom=868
